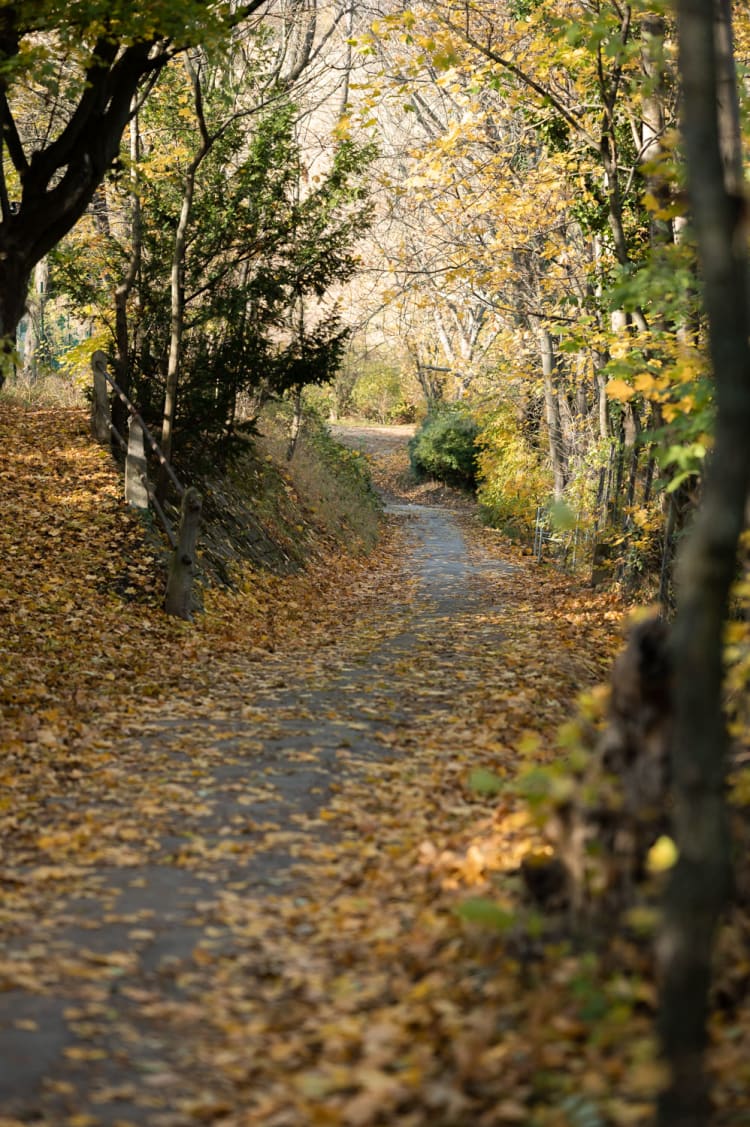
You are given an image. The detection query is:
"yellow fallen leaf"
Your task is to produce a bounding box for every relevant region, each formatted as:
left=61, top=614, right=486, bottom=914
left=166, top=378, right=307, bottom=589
left=63, top=1047, right=107, bottom=1061
left=495, top=1101, right=530, bottom=1123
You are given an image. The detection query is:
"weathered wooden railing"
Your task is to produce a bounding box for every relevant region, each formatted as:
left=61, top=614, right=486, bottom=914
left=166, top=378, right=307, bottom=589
left=90, top=350, right=202, bottom=620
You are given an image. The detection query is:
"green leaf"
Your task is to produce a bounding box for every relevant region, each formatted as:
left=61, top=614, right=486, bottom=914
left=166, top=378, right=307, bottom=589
left=549, top=500, right=577, bottom=531
left=468, top=767, right=505, bottom=796
left=665, top=469, right=693, bottom=493
left=456, top=898, right=516, bottom=931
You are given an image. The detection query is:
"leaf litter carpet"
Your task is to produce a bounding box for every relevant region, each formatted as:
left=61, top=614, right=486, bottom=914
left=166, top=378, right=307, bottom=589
left=0, top=405, right=656, bottom=1127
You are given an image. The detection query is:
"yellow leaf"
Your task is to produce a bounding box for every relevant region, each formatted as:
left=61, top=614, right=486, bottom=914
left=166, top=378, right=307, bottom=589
left=518, top=730, right=541, bottom=756
left=606, top=378, right=636, bottom=402
left=647, top=835, right=678, bottom=873
left=495, top=1101, right=530, bottom=1123
left=633, top=372, right=658, bottom=394
left=63, top=1047, right=107, bottom=1061
left=628, top=1059, right=670, bottom=1094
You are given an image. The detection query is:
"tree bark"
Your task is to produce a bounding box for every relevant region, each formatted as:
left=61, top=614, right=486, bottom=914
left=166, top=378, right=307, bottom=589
left=114, top=113, right=142, bottom=400
left=286, top=385, right=304, bottom=461
left=538, top=325, right=567, bottom=499
left=0, top=40, right=161, bottom=384
left=125, top=417, right=149, bottom=510
left=165, top=486, right=202, bottom=620
left=21, top=258, right=49, bottom=378
left=158, top=54, right=211, bottom=497
left=640, top=13, right=673, bottom=248
left=90, top=351, right=112, bottom=445
left=657, top=1, right=750, bottom=1122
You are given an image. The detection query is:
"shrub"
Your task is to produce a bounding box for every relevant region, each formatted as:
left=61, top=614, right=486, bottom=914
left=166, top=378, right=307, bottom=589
left=350, top=365, right=404, bottom=423
left=408, top=407, right=479, bottom=490
left=476, top=403, right=551, bottom=536
left=386, top=399, right=419, bottom=424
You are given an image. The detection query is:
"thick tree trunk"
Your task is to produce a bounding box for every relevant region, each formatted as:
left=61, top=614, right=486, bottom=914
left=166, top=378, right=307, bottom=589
left=90, top=351, right=112, bottom=445
left=0, top=248, right=32, bottom=363
left=125, top=417, right=149, bottom=510
left=0, top=41, right=159, bottom=387
left=21, top=258, right=49, bottom=377
left=657, top=1, right=750, bottom=1122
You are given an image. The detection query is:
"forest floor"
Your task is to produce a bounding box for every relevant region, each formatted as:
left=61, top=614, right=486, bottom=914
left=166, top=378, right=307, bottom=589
left=0, top=404, right=747, bottom=1126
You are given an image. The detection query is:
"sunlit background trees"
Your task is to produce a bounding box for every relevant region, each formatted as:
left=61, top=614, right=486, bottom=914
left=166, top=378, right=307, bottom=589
left=7, top=0, right=747, bottom=604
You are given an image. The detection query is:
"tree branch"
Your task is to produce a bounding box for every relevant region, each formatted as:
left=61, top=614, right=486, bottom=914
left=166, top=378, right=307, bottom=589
left=0, top=92, right=28, bottom=175
left=435, top=13, right=599, bottom=149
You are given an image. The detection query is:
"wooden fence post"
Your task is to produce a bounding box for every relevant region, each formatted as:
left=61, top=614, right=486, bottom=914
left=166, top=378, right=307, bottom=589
left=125, top=416, right=150, bottom=509
left=165, top=486, right=203, bottom=620
left=90, top=351, right=112, bottom=445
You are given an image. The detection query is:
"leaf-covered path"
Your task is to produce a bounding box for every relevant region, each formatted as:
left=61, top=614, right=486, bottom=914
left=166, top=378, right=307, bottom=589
left=0, top=411, right=622, bottom=1127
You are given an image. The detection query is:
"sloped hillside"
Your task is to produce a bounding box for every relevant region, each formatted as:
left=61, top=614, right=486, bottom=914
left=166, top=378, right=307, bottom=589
left=0, top=397, right=388, bottom=801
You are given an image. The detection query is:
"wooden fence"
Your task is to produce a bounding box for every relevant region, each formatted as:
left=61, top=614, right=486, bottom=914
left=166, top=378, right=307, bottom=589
left=90, top=350, right=202, bottom=620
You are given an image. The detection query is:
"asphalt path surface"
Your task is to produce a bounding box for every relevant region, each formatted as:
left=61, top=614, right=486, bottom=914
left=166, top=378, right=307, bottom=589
left=0, top=427, right=515, bottom=1125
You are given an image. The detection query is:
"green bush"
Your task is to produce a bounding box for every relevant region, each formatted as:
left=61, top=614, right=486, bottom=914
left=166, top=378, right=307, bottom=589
left=408, top=407, right=479, bottom=490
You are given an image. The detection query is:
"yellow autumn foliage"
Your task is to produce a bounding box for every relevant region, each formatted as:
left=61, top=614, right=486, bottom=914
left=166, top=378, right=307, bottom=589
left=476, top=402, right=552, bottom=535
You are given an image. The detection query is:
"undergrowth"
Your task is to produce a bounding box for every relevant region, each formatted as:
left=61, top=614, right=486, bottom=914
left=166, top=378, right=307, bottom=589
left=1, top=376, right=384, bottom=593
left=258, top=402, right=382, bottom=555
left=0, top=367, right=85, bottom=409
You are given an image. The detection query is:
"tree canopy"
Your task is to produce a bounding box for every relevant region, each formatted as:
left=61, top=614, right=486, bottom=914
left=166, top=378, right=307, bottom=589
left=0, top=0, right=273, bottom=356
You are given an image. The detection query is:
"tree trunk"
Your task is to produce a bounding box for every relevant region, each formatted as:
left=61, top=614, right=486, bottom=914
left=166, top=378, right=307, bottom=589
left=90, top=351, right=112, bottom=445
left=114, top=110, right=142, bottom=430
left=594, top=369, right=609, bottom=441
left=21, top=258, right=49, bottom=377
left=158, top=55, right=210, bottom=499
left=165, top=486, right=203, bottom=621
left=641, top=13, right=672, bottom=248
left=539, top=326, right=567, bottom=499
left=125, top=417, right=149, bottom=510
left=657, top=1, right=750, bottom=1122
left=0, top=249, right=33, bottom=363
left=286, top=385, right=304, bottom=461
left=158, top=177, right=193, bottom=488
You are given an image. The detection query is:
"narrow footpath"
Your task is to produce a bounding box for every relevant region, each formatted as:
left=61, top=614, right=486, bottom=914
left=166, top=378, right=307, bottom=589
left=0, top=426, right=612, bottom=1127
